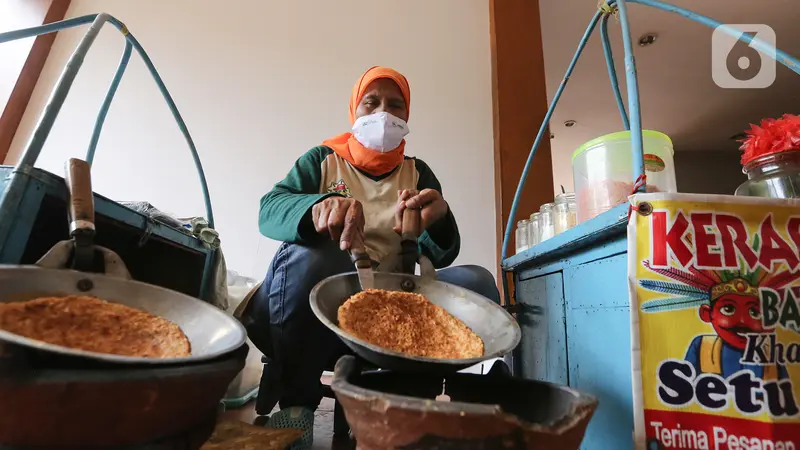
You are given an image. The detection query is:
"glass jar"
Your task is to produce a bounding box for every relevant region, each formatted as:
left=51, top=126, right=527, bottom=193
left=569, top=199, right=578, bottom=221
left=515, top=219, right=530, bottom=254
left=735, top=150, right=800, bottom=199
left=528, top=212, right=541, bottom=247
left=539, top=203, right=555, bottom=241
left=554, top=193, right=578, bottom=234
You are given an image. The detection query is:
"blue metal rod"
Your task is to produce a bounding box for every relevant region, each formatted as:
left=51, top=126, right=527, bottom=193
left=600, top=14, right=630, bottom=130
left=87, top=40, right=132, bottom=165
left=613, top=0, right=645, bottom=192
left=123, top=31, right=215, bottom=228
left=499, top=10, right=604, bottom=261
left=0, top=15, right=96, bottom=43
left=0, top=13, right=215, bottom=228
left=625, top=0, right=800, bottom=75
left=500, top=0, right=800, bottom=266
left=0, top=14, right=110, bottom=258
left=13, top=14, right=110, bottom=170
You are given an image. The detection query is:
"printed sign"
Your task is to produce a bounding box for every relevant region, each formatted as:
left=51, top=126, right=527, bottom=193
left=629, top=193, right=800, bottom=450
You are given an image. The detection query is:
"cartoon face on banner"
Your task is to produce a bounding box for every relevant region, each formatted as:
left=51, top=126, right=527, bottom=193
left=701, top=291, right=764, bottom=350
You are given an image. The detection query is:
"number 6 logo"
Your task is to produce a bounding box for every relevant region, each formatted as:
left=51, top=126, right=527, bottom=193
left=712, top=24, right=776, bottom=89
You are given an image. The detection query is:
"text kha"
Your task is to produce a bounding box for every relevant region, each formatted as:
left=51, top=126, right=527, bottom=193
left=650, top=422, right=796, bottom=450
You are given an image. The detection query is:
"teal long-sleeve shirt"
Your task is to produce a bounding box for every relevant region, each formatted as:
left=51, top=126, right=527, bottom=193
left=258, top=146, right=460, bottom=268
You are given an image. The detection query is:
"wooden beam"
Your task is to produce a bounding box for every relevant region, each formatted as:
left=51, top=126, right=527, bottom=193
left=0, top=0, right=71, bottom=164
left=489, top=0, right=554, bottom=294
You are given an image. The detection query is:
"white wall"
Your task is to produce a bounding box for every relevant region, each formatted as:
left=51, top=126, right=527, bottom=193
left=0, top=0, right=50, bottom=112
left=6, top=0, right=496, bottom=279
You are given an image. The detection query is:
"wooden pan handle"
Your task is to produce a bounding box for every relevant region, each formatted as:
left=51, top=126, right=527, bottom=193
left=64, top=158, right=95, bottom=235
left=349, top=248, right=371, bottom=269
left=401, top=207, right=421, bottom=242
left=398, top=206, right=421, bottom=274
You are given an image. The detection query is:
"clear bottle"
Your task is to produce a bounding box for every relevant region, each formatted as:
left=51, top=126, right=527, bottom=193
left=568, top=197, right=578, bottom=224
left=528, top=212, right=541, bottom=247
left=554, top=193, right=578, bottom=234
left=735, top=150, right=800, bottom=199
left=539, top=203, right=555, bottom=241
left=515, top=219, right=530, bottom=254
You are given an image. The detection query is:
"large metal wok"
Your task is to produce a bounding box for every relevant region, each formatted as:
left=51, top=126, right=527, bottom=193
left=311, top=271, right=520, bottom=373
left=0, top=158, right=245, bottom=365
left=310, top=207, right=521, bottom=373
left=0, top=265, right=246, bottom=365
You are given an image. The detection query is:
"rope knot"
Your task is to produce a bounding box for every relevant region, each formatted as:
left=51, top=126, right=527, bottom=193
left=598, top=1, right=619, bottom=22
left=627, top=174, right=648, bottom=221
left=598, top=1, right=618, bottom=16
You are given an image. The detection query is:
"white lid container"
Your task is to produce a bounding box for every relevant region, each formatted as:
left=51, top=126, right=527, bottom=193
left=572, top=130, right=676, bottom=223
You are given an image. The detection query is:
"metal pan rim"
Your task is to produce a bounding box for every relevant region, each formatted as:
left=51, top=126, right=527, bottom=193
left=0, top=265, right=247, bottom=365
left=310, top=272, right=522, bottom=368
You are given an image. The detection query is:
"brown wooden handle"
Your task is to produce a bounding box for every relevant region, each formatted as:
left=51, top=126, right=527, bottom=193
left=350, top=251, right=371, bottom=269
left=64, top=158, right=95, bottom=234
left=349, top=244, right=370, bottom=265
left=348, top=231, right=371, bottom=267
left=401, top=206, right=421, bottom=242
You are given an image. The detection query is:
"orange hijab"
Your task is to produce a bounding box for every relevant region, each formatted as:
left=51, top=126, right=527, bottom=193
left=322, top=66, right=411, bottom=176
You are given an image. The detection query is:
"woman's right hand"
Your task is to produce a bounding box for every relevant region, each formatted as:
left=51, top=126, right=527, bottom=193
left=311, top=197, right=365, bottom=251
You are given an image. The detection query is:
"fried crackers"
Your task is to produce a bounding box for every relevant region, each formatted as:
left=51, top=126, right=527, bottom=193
left=337, top=289, right=483, bottom=359
left=0, top=295, right=191, bottom=358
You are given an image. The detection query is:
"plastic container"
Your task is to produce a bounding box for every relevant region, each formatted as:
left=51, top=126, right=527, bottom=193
left=528, top=212, right=541, bottom=247
left=554, top=193, right=577, bottom=234
left=515, top=219, right=530, bottom=254
left=539, top=203, right=555, bottom=241
left=572, top=130, right=677, bottom=223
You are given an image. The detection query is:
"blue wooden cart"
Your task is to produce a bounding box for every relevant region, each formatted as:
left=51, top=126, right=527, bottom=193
left=0, top=14, right=217, bottom=300
left=499, top=1, right=800, bottom=448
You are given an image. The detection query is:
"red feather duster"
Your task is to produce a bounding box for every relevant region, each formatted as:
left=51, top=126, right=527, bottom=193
left=739, top=114, right=800, bottom=166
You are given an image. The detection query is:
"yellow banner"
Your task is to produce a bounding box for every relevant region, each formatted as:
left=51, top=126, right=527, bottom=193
left=629, top=193, right=800, bottom=450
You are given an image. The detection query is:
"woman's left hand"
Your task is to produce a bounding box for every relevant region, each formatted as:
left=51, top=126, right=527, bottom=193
left=393, top=189, right=449, bottom=233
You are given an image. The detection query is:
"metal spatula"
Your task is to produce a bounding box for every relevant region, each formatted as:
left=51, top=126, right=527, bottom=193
left=349, top=235, right=374, bottom=290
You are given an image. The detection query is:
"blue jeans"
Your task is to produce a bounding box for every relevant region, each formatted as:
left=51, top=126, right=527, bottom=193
left=248, top=239, right=499, bottom=410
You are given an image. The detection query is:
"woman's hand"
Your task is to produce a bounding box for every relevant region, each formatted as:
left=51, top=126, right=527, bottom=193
left=393, top=189, right=448, bottom=233
left=312, top=197, right=365, bottom=250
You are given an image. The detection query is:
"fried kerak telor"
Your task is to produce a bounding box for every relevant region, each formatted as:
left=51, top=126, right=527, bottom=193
left=337, top=289, right=484, bottom=359
left=0, top=295, right=191, bottom=358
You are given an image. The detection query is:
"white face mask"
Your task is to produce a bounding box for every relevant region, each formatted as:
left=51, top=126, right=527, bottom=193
left=351, top=112, right=410, bottom=152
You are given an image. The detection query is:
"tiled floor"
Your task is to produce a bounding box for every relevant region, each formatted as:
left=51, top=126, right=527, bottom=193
left=222, top=374, right=346, bottom=449
left=222, top=398, right=338, bottom=449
